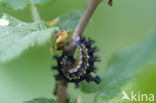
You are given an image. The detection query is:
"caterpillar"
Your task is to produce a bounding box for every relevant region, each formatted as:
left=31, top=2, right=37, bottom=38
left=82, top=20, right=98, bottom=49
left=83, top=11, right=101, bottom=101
left=52, top=36, right=101, bottom=86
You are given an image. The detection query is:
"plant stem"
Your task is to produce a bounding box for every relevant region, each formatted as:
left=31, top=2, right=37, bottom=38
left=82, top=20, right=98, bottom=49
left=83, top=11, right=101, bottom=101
left=30, top=1, right=41, bottom=22
left=56, top=0, right=102, bottom=103
left=67, top=0, right=102, bottom=53
left=72, top=0, right=102, bottom=40
left=56, top=81, right=67, bottom=103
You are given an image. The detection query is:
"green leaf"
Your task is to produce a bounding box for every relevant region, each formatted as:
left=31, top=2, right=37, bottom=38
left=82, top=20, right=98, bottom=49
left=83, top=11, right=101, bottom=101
left=23, top=97, right=57, bottom=103
left=66, top=93, right=77, bottom=103
left=0, top=0, right=29, bottom=10
left=80, top=81, right=99, bottom=93
left=0, top=11, right=81, bottom=63
left=56, top=11, right=81, bottom=31
left=31, top=0, right=54, bottom=5
left=0, top=0, right=54, bottom=10
left=80, top=32, right=156, bottom=102
left=0, top=14, right=59, bottom=62
left=2, top=13, right=25, bottom=24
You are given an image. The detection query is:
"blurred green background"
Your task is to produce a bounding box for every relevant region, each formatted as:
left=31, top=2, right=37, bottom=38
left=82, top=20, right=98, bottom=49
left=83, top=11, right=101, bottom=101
left=0, top=0, right=156, bottom=103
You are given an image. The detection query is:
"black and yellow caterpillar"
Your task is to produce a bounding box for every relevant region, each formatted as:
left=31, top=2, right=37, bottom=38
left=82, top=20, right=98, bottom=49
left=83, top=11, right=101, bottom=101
left=52, top=36, right=100, bottom=86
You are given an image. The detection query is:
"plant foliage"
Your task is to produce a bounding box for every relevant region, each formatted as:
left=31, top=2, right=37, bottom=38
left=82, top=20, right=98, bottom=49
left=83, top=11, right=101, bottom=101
left=80, top=32, right=156, bottom=102
left=0, top=11, right=81, bottom=62
left=0, top=0, right=54, bottom=10
left=23, top=97, right=58, bottom=103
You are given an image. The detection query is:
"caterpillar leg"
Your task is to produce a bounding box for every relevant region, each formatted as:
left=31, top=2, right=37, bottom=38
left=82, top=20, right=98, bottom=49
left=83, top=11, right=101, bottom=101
left=54, top=74, right=62, bottom=81
left=54, top=74, right=68, bottom=86
left=85, top=75, right=101, bottom=84
left=74, top=82, right=79, bottom=88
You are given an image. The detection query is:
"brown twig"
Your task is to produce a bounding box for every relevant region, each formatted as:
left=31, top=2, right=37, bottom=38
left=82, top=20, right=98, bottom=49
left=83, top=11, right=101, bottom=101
left=56, top=0, right=102, bottom=103
left=67, top=0, right=102, bottom=53
left=56, top=81, right=67, bottom=103
left=72, top=0, right=102, bottom=41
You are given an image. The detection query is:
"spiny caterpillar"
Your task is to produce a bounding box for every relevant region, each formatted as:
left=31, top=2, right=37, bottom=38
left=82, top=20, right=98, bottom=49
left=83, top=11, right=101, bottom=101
left=52, top=36, right=101, bottom=86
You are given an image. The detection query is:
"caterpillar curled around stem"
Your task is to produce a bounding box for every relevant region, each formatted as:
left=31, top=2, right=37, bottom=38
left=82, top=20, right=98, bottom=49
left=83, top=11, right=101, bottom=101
left=52, top=36, right=101, bottom=87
